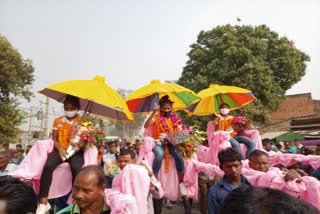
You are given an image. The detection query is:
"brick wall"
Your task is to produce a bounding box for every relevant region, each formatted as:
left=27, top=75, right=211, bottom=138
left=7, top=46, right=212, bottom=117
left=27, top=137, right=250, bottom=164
left=313, top=100, right=320, bottom=114
left=269, top=93, right=314, bottom=124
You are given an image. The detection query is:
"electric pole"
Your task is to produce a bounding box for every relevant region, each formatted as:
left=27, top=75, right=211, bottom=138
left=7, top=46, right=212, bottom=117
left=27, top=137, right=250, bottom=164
left=28, top=107, right=33, bottom=145
left=43, top=97, right=50, bottom=139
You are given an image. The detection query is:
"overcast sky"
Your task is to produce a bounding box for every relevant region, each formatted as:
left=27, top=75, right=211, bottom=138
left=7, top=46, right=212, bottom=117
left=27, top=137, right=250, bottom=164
left=1, top=0, right=319, bottom=130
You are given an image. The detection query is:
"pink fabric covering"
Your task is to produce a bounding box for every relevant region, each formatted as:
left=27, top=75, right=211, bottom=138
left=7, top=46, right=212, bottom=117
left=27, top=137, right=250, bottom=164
left=300, top=176, right=320, bottom=210
left=207, top=121, right=263, bottom=163
left=112, top=164, right=150, bottom=214
left=10, top=139, right=98, bottom=199
left=183, top=157, right=224, bottom=200
left=244, top=129, right=263, bottom=150
left=197, top=145, right=210, bottom=163
left=267, top=151, right=320, bottom=169
left=138, top=136, right=180, bottom=201
left=138, top=136, right=179, bottom=201
left=242, top=167, right=306, bottom=197
left=104, top=188, right=139, bottom=214
left=206, top=121, right=231, bottom=165
left=242, top=167, right=320, bottom=209
left=139, top=138, right=225, bottom=201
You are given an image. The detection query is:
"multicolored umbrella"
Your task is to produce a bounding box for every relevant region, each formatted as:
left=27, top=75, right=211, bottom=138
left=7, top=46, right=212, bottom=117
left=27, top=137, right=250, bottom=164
left=125, top=80, right=200, bottom=113
left=185, top=84, right=256, bottom=116
left=38, top=75, right=134, bottom=121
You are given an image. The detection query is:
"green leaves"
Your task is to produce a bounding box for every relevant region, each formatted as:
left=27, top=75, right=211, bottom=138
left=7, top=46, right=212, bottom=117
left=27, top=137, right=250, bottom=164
left=0, top=36, right=35, bottom=143
left=178, top=24, right=309, bottom=129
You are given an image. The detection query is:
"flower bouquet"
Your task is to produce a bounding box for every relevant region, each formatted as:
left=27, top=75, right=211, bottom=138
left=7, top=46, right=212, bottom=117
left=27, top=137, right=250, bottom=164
left=63, top=121, right=106, bottom=161
left=174, top=126, right=207, bottom=158
left=231, top=116, right=254, bottom=132
left=165, top=129, right=191, bottom=146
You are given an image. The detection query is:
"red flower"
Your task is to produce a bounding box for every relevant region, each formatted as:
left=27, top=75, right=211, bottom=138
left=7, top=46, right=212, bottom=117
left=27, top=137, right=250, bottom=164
left=80, top=131, right=88, bottom=140
left=185, top=145, right=193, bottom=151
left=88, top=135, right=96, bottom=142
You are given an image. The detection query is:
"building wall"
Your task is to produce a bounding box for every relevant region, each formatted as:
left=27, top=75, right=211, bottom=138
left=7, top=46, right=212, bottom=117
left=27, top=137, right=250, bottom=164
left=259, top=120, right=291, bottom=134
left=269, top=93, right=314, bottom=124
left=313, top=100, right=320, bottom=114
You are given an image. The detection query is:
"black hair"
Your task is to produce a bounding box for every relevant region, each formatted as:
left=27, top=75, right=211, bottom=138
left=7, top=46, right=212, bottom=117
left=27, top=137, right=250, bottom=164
left=220, top=186, right=319, bottom=214
left=218, top=148, right=242, bottom=165
left=26, top=145, right=32, bottom=148
left=159, top=95, right=174, bottom=107
left=77, top=165, right=106, bottom=186
left=108, top=140, right=118, bottom=146
left=135, top=139, right=141, bottom=144
left=97, top=144, right=105, bottom=149
left=16, top=144, right=22, bottom=148
left=117, top=148, right=136, bottom=160
left=219, top=103, right=230, bottom=109
left=248, top=150, right=269, bottom=161
left=0, top=176, right=37, bottom=214
left=64, top=95, right=80, bottom=109
left=262, top=138, right=272, bottom=144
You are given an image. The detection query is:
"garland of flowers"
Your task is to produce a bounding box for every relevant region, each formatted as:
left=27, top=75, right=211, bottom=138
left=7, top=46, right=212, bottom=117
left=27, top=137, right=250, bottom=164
left=159, top=112, right=190, bottom=134
left=159, top=112, right=191, bottom=172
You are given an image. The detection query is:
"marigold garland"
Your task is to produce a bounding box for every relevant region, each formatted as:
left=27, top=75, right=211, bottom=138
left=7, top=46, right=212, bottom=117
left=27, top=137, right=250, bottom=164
left=158, top=112, right=190, bottom=172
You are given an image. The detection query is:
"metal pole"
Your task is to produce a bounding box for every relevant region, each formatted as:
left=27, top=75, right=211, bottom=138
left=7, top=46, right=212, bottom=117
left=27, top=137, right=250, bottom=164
left=43, top=97, right=50, bottom=139
left=28, top=107, right=33, bottom=145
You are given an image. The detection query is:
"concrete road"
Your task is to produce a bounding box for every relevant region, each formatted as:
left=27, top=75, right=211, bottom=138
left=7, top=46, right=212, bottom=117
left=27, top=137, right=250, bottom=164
left=162, top=200, right=201, bottom=214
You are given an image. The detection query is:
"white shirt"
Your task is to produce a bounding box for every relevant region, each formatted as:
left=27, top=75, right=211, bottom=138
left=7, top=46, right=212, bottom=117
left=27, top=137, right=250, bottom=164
left=102, top=152, right=117, bottom=176
left=0, top=163, right=17, bottom=176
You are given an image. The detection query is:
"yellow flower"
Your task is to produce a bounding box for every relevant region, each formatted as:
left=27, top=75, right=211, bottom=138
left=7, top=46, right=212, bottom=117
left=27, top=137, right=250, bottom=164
left=82, top=121, right=92, bottom=127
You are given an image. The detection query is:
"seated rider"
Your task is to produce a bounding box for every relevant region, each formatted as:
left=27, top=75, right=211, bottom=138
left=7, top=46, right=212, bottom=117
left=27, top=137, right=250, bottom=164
left=213, top=103, right=255, bottom=159
left=36, top=95, right=86, bottom=214
left=144, top=95, right=188, bottom=195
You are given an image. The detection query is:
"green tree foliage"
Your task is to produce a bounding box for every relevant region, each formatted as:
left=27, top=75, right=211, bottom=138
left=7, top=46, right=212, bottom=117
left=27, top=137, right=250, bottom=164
left=177, top=24, right=309, bottom=129
left=0, top=36, right=34, bottom=143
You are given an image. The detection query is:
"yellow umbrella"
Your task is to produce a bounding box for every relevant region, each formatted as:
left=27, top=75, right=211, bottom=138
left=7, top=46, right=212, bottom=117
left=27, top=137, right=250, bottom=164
left=125, top=80, right=200, bottom=113
left=185, top=84, right=256, bottom=116
left=38, top=75, right=134, bottom=121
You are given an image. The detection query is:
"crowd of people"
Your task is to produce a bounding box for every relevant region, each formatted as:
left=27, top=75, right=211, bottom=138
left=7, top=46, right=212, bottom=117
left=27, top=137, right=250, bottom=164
left=1, top=95, right=320, bottom=214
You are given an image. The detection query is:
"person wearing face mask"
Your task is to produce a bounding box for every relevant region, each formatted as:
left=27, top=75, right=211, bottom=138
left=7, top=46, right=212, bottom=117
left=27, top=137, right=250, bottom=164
left=213, top=103, right=234, bottom=132
left=144, top=95, right=190, bottom=208
left=213, top=103, right=255, bottom=159
left=36, top=95, right=86, bottom=214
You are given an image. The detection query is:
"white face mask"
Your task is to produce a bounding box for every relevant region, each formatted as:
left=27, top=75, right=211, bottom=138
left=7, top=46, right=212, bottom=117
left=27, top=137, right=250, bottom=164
left=220, top=108, right=230, bottom=115
left=65, top=110, right=78, bottom=118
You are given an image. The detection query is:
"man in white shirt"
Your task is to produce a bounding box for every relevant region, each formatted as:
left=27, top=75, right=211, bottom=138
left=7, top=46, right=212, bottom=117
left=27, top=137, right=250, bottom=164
left=0, top=151, right=17, bottom=176
left=102, top=141, right=120, bottom=188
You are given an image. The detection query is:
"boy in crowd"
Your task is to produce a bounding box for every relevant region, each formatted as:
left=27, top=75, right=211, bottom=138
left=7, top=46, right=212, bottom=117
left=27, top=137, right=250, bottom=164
left=102, top=141, right=120, bottom=188
left=208, top=148, right=250, bottom=214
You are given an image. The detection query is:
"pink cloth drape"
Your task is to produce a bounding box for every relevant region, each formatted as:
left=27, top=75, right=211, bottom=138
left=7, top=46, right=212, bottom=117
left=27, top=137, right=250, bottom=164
left=267, top=151, right=320, bottom=169
left=138, top=137, right=224, bottom=201
left=183, top=157, right=224, bottom=200
left=104, top=188, right=138, bottom=214
left=207, top=121, right=263, bottom=163
left=206, top=121, right=231, bottom=164
left=10, top=139, right=97, bottom=199
left=112, top=164, right=150, bottom=214
left=242, top=167, right=320, bottom=210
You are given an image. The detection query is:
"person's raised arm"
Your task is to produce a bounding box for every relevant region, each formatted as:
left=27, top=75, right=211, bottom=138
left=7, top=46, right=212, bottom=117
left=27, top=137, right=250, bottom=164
left=213, top=113, right=223, bottom=130
left=144, top=104, right=159, bottom=129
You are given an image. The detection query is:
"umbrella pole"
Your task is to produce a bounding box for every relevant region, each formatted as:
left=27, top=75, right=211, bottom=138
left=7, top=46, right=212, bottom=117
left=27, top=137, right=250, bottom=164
left=82, top=101, right=92, bottom=118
